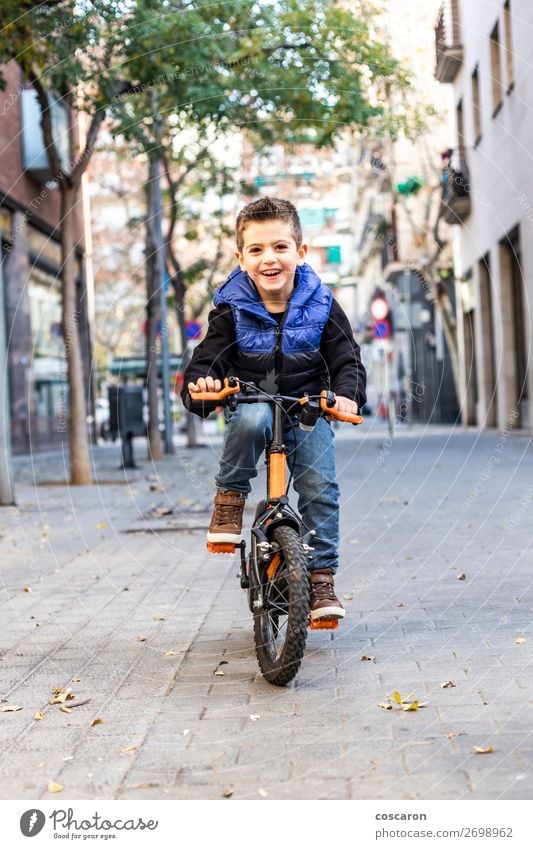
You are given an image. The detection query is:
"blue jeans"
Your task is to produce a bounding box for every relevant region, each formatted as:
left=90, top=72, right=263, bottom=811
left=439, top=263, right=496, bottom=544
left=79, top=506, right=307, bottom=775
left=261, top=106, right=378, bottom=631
left=215, top=403, right=340, bottom=574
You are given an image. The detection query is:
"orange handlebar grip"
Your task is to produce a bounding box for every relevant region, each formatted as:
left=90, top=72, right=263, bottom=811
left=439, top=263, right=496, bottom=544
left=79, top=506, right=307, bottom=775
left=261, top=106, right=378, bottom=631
left=319, top=391, right=363, bottom=425
left=189, top=377, right=240, bottom=402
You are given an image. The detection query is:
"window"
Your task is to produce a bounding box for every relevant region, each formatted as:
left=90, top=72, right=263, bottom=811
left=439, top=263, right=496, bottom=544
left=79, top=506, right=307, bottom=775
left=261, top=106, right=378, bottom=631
left=503, top=1, right=514, bottom=90
left=456, top=99, right=465, bottom=153
left=472, top=66, right=482, bottom=144
left=490, top=22, right=503, bottom=115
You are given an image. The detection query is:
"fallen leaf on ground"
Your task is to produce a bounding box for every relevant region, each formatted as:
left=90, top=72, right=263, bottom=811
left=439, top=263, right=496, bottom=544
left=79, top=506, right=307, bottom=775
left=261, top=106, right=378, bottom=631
left=392, top=691, right=402, bottom=705
left=378, top=702, right=393, bottom=710
left=473, top=745, right=494, bottom=754
left=397, top=601, right=405, bottom=607
left=441, top=681, right=456, bottom=688
left=164, top=650, right=177, bottom=657
left=63, top=756, right=74, bottom=762
left=457, top=573, right=466, bottom=580
left=59, top=706, right=72, bottom=714
left=34, top=711, right=44, bottom=721
left=515, top=636, right=526, bottom=644
left=402, top=701, right=427, bottom=711
left=90, top=718, right=103, bottom=727
left=214, top=669, right=225, bottom=676
left=0, top=705, right=22, bottom=712
left=360, top=655, right=376, bottom=662
left=23, top=586, right=32, bottom=593
left=182, top=729, right=190, bottom=736
left=136, top=636, right=147, bottom=642
left=152, top=615, right=165, bottom=621
left=222, top=789, right=234, bottom=798
left=49, top=688, right=74, bottom=705
left=72, top=677, right=81, bottom=683
left=48, top=782, right=63, bottom=793
left=120, top=745, right=138, bottom=753
left=249, top=714, right=261, bottom=721
left=149, top=484, right=166, bottom=492
left=257, top=788, right=268, bottom=797
left=95, top=523, right=108, bottom=530
left=343, top=594, right=353, bottom=601
left=446, top=732, right=458, bottom=739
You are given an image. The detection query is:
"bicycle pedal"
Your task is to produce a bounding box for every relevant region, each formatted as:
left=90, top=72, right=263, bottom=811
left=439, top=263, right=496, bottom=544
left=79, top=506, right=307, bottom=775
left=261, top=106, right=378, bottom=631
left=207, top=542, right=236, bottom=554
left=309, top=618, right=339, bottom=630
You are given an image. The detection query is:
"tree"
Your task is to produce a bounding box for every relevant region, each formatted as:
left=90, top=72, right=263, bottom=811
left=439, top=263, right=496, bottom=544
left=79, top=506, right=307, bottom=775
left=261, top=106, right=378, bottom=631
left=0, top=0, right=132, bottom=483
left=111, top=0, right=411, bottom=447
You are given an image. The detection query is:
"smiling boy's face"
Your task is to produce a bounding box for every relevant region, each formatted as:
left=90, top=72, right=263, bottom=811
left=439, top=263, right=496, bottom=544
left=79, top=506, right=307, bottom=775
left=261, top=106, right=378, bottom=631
left=235, top=219, right=308, bottom=307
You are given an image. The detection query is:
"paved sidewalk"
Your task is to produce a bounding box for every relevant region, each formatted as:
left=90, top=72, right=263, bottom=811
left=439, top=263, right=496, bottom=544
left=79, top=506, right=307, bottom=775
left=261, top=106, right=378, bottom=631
left=1, top=423, right=532, bottom=800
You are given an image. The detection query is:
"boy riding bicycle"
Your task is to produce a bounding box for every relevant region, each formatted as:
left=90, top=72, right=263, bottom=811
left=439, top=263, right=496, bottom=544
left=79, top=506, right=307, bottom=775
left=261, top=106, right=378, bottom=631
left=182, top=197, right=367, bottom=623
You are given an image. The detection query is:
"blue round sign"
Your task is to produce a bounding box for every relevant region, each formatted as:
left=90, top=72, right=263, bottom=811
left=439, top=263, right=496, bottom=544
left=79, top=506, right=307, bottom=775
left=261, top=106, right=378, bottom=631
left=185, top=320, right=202, bottom=340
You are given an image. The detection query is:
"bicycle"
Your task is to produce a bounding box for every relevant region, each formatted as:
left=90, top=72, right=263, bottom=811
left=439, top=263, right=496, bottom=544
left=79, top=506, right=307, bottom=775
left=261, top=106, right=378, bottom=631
left=189, top=377, right=363, bottom=686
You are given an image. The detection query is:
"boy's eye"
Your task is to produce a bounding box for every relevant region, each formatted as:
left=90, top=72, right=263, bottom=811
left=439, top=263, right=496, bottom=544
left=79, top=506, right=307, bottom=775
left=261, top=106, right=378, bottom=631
left=275, top=244, right=288, bottom=250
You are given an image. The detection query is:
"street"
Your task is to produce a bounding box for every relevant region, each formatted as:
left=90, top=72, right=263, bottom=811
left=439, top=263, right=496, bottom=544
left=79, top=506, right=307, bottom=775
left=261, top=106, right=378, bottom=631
left=1, top=422, right=532, bottom=801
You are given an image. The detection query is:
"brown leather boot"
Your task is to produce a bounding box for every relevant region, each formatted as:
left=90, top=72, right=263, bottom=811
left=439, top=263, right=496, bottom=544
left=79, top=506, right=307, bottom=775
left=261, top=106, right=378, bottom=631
left=207, top=490, right=245, bottom=545
left=309, top=569, right=345, bottom=622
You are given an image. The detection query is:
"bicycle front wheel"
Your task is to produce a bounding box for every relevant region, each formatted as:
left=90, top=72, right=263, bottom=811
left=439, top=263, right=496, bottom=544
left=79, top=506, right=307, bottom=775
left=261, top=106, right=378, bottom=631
left=253, top=524, right=310, bottom=686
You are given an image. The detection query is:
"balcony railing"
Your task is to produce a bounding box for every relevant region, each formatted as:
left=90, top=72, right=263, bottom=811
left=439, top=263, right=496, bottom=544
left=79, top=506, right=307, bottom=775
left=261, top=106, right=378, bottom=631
left=441, top=154, right=471, bottom=225
left=435, top=0, right=464, bottom=83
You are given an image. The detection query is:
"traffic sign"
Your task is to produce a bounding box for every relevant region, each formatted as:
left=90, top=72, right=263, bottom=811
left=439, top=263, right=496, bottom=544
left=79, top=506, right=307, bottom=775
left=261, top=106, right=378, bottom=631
left=185, top=320, right=202, bottom=340
left=373, top=318, right=391, bottom=339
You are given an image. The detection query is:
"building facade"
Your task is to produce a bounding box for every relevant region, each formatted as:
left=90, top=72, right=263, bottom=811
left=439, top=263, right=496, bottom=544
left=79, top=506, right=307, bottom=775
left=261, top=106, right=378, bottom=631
left=0, top=60, right=94, bottom=453
left=435, top=0, right=532, bottom=430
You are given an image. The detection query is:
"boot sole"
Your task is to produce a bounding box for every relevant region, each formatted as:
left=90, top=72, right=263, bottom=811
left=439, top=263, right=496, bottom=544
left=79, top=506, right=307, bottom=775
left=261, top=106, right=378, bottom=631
left=310, top=605, right=345, bottom=621
left=207, top=531, right=242, bottom=544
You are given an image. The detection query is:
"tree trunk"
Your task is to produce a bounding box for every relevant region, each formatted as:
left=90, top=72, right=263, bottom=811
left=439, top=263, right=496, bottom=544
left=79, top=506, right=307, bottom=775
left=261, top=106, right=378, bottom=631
left=170, top=268, right=197, bottom=448
left=61, top=185, right=92, bottom=484
left=145, top=158, right=163, bottom=460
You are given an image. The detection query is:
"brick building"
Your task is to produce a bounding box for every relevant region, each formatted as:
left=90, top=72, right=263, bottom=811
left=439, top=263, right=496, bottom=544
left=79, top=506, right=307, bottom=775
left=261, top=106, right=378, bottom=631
left=0, top=60, right=94, bottom=453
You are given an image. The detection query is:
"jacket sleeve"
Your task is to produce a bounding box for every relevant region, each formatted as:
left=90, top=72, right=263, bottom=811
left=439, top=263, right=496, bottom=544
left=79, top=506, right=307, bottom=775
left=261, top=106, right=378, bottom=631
left=320, top=300, right=367, bottom=410
left=180, top=306, right=236, bottom=417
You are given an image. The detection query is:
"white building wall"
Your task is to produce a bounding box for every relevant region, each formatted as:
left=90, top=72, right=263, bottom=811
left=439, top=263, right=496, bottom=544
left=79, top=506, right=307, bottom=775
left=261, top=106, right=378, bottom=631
left=450, top=0, right=533, bottom=429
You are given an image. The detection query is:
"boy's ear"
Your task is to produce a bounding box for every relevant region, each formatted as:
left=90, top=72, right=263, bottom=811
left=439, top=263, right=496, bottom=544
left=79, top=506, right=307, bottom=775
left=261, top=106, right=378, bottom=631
left=296, top=243, right=309, bottom=265
left=234, top=249, right=245, bottom=270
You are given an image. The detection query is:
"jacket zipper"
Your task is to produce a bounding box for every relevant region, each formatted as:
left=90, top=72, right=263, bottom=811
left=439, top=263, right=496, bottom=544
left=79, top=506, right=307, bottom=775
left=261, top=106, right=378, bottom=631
left=273, top=310, right=288, bottom=387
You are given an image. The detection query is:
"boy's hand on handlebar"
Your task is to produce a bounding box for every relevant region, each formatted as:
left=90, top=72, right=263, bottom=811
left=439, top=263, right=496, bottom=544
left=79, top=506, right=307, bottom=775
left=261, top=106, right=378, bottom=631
left=188, top=377, right=222, bottom=393
left=331, top=396, right=358, bottom=416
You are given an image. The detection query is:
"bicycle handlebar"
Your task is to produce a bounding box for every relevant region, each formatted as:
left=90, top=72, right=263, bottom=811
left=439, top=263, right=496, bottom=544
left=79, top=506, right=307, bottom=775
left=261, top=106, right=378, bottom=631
left=188, top=378, right=363, bottom=426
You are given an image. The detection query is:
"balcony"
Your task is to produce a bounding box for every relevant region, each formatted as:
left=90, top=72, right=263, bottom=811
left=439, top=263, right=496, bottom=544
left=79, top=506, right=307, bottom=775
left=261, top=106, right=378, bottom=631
left=441, top=155, right=471, bottom=225
left=435, top=1, right=464, bottom=83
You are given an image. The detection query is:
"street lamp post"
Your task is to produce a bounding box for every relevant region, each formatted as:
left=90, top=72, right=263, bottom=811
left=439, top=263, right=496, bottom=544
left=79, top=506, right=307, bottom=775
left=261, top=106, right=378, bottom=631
left=0, top=258, right=14, bottom=504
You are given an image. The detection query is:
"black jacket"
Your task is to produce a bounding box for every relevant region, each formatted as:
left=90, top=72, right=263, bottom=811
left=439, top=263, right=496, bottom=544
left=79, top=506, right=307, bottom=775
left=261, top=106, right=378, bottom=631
left=181, top=299, right=367, bottom=417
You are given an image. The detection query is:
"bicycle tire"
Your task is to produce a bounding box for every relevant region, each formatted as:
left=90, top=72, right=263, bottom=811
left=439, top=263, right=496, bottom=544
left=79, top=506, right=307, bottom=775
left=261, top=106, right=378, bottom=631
left=253, top=524, right=310, bottom=686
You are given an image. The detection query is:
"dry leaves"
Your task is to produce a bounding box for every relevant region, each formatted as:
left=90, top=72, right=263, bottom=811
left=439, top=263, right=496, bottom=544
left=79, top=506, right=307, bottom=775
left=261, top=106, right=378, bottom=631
left=47, top=782, right=63, bottom=793
left=121, top=745, right=138, bottom=753
left=0, top=705, right=22, bottom=712
left=59, top=706, right=72, bottom=714
left=343, top=594, right=353, bottom=601
left=23, top=586, right=32, bottom=593
left=441, top=681, right=456, bottom=688
left=95, top=522, right=108, bottom=530
left=473, top=745, right=494, bottom=754
left=456, top=573, right=466, bottom=581
left=49, top=688, right=75, bottom=705
left=90, top=718, right=103, bottom=727
left=34, top=711, right=45, bottom=721
left=397, top=601, right=405, bottom=607
left=72, top=677, right=81, bottom=683
left=257, top=788, right=268, bottom=797
left=164, top=650, right=177, bottom=657
left=379, top=690, right=428, bottom=712
left=360, top=655, right=376, bottom=663
left=222, top=789, right=234, bottom=798
left=136, top=636, right=147, bottom=642
left=515, top=636, right=526, bottom=644
left=152, top=615, right=165, bottom=621
left=249, top=714, right=261, bottom=721
left=182, top=729, right=190, bottom=736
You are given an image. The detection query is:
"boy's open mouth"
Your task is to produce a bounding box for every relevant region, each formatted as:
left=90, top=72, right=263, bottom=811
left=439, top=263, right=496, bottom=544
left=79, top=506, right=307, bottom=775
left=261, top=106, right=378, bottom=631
left=261, top=269, right=282, bottom=278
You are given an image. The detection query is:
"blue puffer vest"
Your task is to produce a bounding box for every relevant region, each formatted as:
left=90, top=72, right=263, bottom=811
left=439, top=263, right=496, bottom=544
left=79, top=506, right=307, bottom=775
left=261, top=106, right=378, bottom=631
left=213, top=263, right=333, bottom=395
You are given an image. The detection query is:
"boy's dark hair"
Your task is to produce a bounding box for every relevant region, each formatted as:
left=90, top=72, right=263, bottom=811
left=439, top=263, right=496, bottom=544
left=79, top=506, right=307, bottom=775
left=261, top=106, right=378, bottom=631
left=236, top=196, right=302, bottom=251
